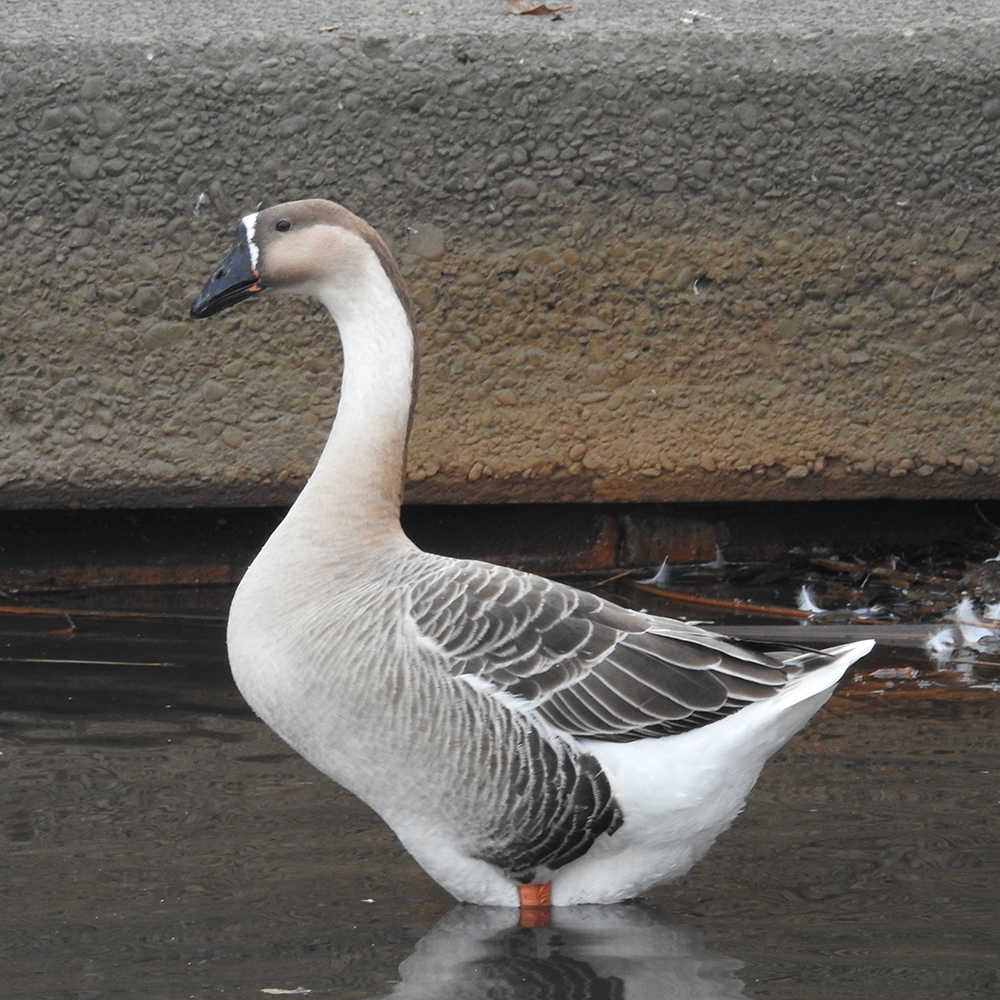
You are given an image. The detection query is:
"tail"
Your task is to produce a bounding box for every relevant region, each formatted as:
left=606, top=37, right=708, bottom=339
left=777, top=639, right=875, bottom=705
left=677, top=638, right=875, bottom=766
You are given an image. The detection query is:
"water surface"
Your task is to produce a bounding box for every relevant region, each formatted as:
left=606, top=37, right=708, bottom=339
left=2, top=589, right=998, bottom=999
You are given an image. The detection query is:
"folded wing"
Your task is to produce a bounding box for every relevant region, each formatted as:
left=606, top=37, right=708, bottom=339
left=409, top=558, right=796, bottom=743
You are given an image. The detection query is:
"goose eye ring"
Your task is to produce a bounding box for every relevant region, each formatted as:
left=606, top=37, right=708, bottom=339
left=276, top=219, right=292, bottom=233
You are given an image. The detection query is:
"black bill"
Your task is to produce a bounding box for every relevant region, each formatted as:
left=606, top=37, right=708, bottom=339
left=190, top=226, right=262, bottom=318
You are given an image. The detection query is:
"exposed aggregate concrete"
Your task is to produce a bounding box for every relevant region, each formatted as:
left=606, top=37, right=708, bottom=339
left=2, top=3, right=1000, bottom=506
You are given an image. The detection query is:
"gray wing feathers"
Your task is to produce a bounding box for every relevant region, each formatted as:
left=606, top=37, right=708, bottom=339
left=410, top=559, right=796, bottom=743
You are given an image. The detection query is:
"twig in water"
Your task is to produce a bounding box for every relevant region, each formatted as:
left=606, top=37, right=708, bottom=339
left=0, top=604, right=225, bottom=623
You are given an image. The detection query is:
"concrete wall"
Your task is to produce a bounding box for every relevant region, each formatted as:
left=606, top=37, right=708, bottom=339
left=2, top=1, right=1000, bottom=507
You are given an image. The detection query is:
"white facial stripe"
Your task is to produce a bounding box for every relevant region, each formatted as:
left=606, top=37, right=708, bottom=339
left=242, top=211, right=259, bottom=272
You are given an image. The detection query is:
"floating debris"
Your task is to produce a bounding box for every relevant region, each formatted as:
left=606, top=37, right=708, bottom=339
left=796, top=586, right=824, bottom=614
left=681, top=8, right=721, bottom=22
left=630, top=580, right=813, bottom=620
left=639, top=558, right=671, bottom=588
left=870, top=666, right=920, bottom=681
left=948, top=596, right=998, bottom=646
left=924, top=627, right=957, bottom=667
left=615, top=542, right=1000, bottom=696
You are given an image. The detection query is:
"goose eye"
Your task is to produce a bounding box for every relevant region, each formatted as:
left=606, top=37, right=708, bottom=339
left=275, top=219, right=292, bottom=233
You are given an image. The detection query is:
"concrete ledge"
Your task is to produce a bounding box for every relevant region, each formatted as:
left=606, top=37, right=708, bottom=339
left=2, top=2, right=1000, bottom=506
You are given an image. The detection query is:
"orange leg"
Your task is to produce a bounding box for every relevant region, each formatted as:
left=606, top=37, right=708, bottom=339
left=518, top=882, right=552, bottom=927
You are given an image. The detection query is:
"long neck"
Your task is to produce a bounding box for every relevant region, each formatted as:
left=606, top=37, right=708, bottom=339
left=287, top=255, right=415, bottom=550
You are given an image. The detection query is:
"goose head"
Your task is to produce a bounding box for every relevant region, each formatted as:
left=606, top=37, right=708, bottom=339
left=190, top=199, right=410, bottom=320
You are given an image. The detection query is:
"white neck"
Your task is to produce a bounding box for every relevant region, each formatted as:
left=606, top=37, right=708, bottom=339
left=286, top=249, right=415, bottom=550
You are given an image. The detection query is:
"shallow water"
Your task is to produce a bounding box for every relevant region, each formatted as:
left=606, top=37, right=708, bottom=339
left=2, top=589, right=999, bottom=999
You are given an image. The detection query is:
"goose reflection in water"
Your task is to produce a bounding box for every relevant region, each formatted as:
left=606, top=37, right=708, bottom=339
left=366, top=902, right=745, bottom=1000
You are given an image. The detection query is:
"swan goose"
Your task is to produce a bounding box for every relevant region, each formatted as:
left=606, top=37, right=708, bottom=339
left=191, top=199, right=873, bottom=908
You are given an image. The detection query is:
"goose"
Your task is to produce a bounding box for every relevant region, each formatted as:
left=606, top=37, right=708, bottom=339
left=190, top=199, right=873, bottom=908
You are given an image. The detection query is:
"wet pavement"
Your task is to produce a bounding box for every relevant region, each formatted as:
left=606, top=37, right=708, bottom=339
left=2, top=571, right=1000, bottom=999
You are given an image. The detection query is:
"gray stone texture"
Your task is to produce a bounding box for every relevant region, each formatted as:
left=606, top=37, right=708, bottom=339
left=2, top=1, right=1000, bottom=506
